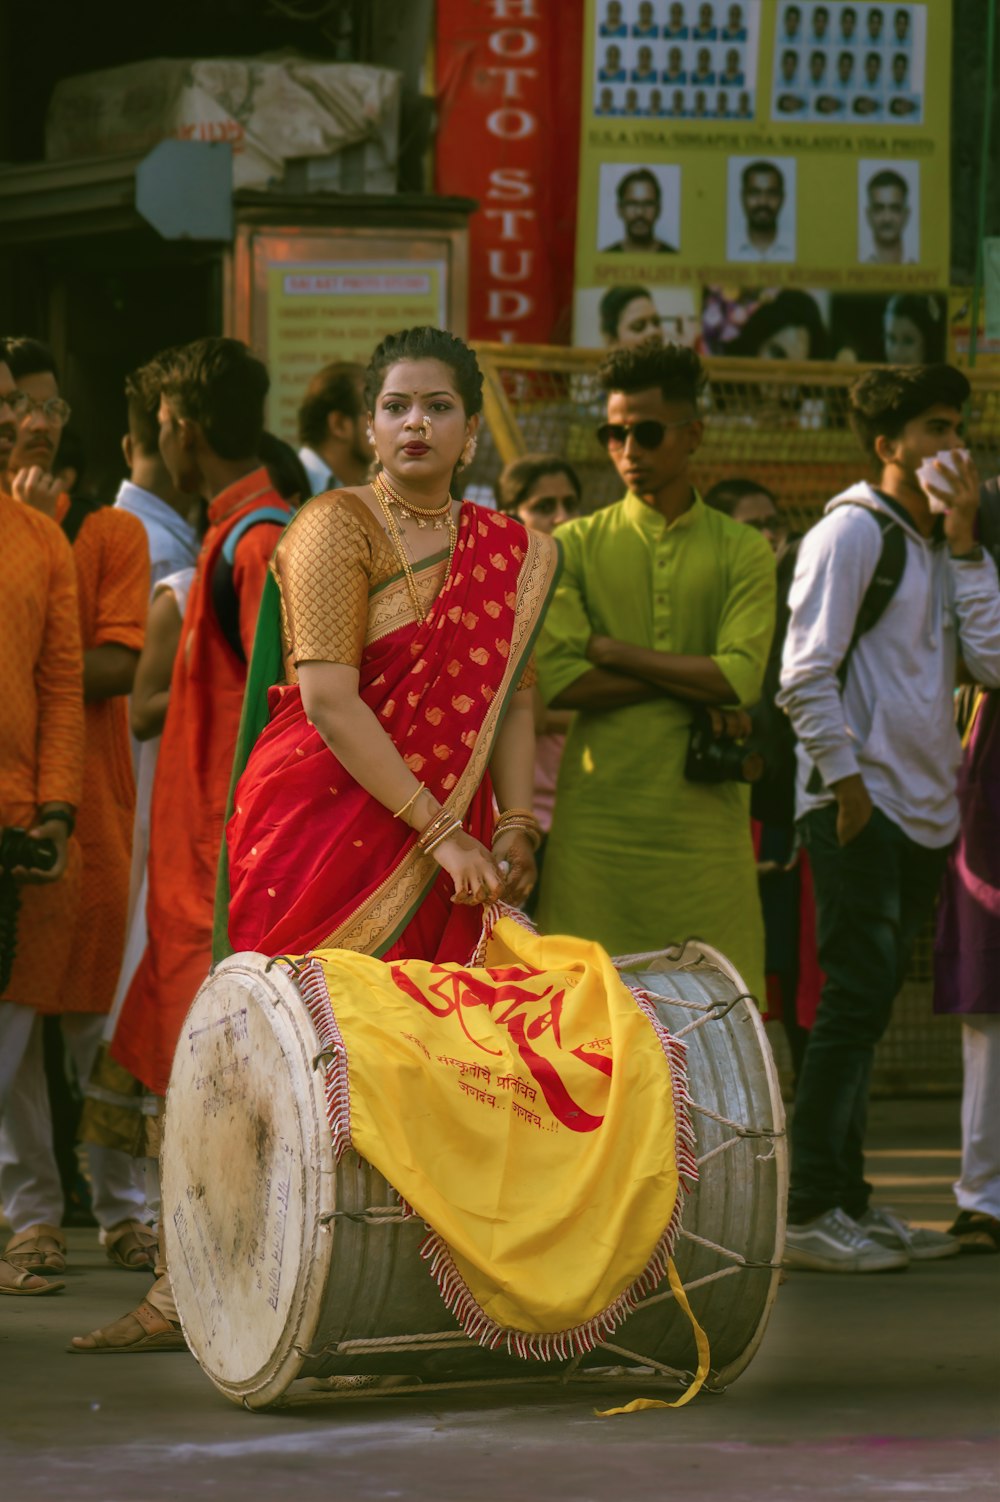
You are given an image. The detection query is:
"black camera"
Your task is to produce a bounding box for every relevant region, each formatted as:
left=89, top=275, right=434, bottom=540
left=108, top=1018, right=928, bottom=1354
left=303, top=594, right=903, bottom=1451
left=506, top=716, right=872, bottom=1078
left=0, top=827, right=58, bottom=874
left=684, top=711, right=765, bottom=786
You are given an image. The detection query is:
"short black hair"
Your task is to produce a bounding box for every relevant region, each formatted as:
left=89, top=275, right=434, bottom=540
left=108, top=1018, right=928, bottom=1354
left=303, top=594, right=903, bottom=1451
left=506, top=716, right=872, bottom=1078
left=616, top=168, right=661, bottom=203
left=599, top=341, right=705, bottom=407
left=363, top=327, right=483, bottom=417
left=849, top=364, right=970, bottom=460
left=741, top=159, right=785, bottom=193
left=704, top=476, right=777, bottom=515
left=297, top=362, right=364, bottom=448
left=497, top=454, right=582, bottom=514
left=868, top=168, right=908, bottom=197
left=259, top=432, right=310, bottom=505
left=599, top=284, right=654, bottom=340
left=4, top=336, right=59, bottom=382
left=160, top=338, right=269, bottom=461
left=125, top=350, right=176, bottom=455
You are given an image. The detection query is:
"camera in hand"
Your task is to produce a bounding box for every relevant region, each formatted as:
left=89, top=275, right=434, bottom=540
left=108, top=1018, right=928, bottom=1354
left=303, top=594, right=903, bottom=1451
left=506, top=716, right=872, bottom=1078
left=0, top=826, right=58, bottom=874
left=685, top=710, right=765, bottom=785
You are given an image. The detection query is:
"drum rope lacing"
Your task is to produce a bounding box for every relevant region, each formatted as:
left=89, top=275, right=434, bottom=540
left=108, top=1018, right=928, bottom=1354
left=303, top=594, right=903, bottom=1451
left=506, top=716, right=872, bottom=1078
left=275, top=943, right=784, bottom=1396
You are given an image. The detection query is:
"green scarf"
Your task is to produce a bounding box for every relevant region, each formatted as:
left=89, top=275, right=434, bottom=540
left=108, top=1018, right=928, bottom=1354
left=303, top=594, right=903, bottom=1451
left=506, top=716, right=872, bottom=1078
left=211, top=569, right=285, bottom=964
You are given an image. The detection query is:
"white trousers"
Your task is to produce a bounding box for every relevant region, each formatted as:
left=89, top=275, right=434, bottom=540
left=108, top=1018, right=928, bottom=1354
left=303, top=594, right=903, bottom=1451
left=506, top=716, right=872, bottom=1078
left=955, top=1014, right=1000, bottom=1220
left=0, top=1004, right=147, bottom=1233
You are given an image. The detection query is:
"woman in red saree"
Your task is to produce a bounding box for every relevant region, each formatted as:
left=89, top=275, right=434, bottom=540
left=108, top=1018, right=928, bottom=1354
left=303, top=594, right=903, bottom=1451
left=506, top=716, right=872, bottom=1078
left=226, top=328, right=560, bottom=962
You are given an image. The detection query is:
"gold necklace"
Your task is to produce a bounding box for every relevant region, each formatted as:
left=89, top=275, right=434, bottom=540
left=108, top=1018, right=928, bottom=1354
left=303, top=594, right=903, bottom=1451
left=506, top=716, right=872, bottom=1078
left=371, top=485, right=458, bottom=624
left=374, top=469, right=452, bottom=529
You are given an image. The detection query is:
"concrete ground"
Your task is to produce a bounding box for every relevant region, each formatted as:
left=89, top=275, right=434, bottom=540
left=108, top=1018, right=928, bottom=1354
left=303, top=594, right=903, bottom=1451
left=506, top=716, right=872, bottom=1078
left=1, top=1099, right=998, bottom=1502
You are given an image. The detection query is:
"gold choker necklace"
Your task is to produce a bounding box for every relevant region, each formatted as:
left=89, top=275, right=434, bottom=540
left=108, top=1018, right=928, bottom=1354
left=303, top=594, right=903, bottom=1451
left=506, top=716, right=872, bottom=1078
left=373, top=470, right=453, bottom=530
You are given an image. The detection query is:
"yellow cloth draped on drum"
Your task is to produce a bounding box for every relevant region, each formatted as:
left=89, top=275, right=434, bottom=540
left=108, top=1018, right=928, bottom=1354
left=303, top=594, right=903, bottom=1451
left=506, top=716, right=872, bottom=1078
left=302, top=918, right=696, bottom=1351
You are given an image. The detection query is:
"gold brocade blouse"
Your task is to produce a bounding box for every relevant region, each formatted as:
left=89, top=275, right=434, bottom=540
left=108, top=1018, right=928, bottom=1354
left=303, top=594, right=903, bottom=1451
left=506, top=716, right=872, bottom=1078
left=272, top=491, right=536, bottom=688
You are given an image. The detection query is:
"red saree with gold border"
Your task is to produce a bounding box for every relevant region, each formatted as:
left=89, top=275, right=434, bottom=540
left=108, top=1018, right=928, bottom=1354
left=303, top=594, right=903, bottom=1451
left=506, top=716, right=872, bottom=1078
left=226, top=504, right=560, bottom=963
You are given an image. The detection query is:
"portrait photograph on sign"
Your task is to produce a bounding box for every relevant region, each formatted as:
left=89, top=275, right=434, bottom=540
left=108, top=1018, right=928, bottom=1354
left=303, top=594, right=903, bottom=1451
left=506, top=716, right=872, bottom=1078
left=770, top=1, right=927, bottom=125
left=596, top=162, right=682, bottom=255
left=857, top=159, right=920, bottom=266
left=592, top=0, right=762, bottom=118
left=726, top=156, right=797, bottom=264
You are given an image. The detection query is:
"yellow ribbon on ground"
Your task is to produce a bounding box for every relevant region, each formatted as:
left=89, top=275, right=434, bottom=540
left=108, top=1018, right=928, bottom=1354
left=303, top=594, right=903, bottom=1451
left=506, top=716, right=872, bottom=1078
left=306, top=918, right=692, bottom=1350
left=595, top=1261, right=711, bottom=1415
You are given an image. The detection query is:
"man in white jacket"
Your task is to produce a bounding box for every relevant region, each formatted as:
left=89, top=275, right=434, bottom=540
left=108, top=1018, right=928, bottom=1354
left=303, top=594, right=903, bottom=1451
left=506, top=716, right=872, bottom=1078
left=778, top=363, right=1000, bottom=1272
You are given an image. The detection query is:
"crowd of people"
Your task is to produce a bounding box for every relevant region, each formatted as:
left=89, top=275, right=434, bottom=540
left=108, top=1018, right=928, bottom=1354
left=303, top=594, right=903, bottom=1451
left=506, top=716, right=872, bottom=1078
left=0, top=317, right=998, bottom=1360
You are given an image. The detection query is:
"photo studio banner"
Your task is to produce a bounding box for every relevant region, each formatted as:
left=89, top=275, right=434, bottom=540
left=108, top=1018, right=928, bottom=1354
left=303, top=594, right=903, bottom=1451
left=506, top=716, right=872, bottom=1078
left=574, top=0, right=952, bottom=361
left=436, top=0, right=583, bottom=344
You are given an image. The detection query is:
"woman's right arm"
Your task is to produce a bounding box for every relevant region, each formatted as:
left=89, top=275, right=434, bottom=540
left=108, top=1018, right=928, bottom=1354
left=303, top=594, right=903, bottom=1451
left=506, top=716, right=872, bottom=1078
left=297, top=661, right=502, bottom=905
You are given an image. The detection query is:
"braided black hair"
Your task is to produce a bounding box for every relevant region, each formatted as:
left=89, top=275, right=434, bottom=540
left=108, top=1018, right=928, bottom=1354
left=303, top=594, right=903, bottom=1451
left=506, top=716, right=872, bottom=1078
left=364, top=328, right=484, bottom=417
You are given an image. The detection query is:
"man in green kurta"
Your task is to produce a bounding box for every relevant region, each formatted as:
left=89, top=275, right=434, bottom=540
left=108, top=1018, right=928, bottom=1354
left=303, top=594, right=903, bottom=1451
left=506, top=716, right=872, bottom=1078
left=536, top=343, right=775, bottom=996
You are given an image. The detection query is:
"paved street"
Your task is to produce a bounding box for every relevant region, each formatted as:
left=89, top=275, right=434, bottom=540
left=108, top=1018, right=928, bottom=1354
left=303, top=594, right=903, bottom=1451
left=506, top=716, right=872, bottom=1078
left=2, top=1099, right=998, bottom=1502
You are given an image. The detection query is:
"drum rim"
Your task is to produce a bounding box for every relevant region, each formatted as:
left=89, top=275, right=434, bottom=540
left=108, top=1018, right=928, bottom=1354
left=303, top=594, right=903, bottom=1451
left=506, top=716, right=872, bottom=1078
left=162, top=952, right=337, bottom=1405
left=617, top=938, right=787, bottom=1390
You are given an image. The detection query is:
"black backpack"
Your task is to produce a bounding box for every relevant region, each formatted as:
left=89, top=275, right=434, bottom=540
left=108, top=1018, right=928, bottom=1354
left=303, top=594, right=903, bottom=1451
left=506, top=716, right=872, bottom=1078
left=751, top=503, right=907, bottom=823
left=209, top=505, right=290, bottom=662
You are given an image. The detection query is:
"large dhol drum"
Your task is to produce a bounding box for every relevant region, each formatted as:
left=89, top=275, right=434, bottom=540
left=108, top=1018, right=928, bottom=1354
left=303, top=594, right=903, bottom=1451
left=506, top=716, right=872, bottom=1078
left=162, top=942, right=786, bottom=1409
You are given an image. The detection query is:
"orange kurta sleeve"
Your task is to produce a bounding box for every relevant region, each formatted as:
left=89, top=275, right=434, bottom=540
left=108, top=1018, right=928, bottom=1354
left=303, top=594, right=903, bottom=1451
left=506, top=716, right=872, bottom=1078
left=233, top=523, right=287, bottom=661
left=91, top=510, right=150, bottom=651
left=36, top=526, right=85, bottom=809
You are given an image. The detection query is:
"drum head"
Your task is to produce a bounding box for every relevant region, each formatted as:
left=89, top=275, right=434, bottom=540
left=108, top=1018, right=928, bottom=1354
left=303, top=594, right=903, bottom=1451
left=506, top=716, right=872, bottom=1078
left=162, top=954, right=336, bottom=1406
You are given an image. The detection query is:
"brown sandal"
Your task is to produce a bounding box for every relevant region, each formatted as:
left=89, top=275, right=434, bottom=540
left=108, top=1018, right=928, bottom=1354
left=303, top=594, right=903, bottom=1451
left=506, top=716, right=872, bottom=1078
left=0, top=1256, right=65, bottom=1296
left=68, top=1300, right=188, bottom=1354
left=102, top=1219, right=158, bottom=1272
left=5, top=1223, right=67, bottom=1274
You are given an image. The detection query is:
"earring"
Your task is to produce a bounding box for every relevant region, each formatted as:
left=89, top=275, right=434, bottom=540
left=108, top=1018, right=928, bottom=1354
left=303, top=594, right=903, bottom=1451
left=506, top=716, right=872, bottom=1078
left=366, top=424, right=375, bottom=446
left=459, top=433, right=478, bottom=469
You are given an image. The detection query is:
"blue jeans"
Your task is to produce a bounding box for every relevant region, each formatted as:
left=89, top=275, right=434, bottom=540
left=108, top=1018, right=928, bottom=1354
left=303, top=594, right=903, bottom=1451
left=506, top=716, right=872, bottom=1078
left=788, top=803, right=948, bottom=1224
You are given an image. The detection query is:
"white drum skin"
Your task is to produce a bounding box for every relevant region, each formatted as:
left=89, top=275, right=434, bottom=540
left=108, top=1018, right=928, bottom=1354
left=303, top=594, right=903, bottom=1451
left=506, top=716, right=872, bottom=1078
left=163, top=943, right=786, bottom=1409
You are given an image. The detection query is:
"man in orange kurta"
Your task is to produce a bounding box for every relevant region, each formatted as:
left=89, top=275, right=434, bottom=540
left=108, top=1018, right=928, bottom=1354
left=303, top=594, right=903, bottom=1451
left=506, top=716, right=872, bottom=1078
left=73, top=337, right=290, bottom=1350
left=0, top=339, right=151, bottom=1279
left=0, top=353, right=83, bottom=1295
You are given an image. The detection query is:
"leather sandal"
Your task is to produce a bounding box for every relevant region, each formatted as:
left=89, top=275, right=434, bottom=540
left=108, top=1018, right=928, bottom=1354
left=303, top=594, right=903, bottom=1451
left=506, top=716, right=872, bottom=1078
left=5, top=1223, right=67, bottom=1274
left=0, top=1256, right=65, bottom=1296
left=102, top=1220, right=158, bottom=1272
left=68, top=1300, right=188, bottom=1354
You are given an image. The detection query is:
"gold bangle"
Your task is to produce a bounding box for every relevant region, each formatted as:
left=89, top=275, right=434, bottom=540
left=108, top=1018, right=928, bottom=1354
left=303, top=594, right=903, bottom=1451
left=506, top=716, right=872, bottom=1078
left=496, top=806, right=536, bottom=822
left=424, top=826, right=462, bottom=856
left=393, top=782, right=427, bottom=822
left=417, top=808, right=461, bottom=852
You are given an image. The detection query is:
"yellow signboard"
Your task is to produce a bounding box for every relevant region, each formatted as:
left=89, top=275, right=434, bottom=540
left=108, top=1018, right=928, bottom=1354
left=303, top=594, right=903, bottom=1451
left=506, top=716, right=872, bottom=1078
left=575, top=1, right=951, bottom=350
left=266, top=262, right=446, bottom=442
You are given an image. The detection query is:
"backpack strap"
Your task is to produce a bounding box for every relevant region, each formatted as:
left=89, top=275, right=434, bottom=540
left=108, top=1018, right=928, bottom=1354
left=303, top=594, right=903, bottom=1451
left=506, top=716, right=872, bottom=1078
left=210, top=506, right=290, bottom=662
left=805, top=503, right=907, bottom=793
left=835, top=508, right=907, bottom=687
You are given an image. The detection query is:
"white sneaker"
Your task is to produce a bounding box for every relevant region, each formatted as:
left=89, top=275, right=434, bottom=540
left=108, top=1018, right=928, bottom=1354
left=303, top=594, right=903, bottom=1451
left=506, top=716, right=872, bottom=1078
left=783, top=1208, right=910, bottom=1273
left=856, top=1206, right=960, bottom=1262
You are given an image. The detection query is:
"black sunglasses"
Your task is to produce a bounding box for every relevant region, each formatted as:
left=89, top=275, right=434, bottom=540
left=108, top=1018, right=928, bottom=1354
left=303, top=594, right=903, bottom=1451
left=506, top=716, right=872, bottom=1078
left=596, top=417, right=693, bottom=450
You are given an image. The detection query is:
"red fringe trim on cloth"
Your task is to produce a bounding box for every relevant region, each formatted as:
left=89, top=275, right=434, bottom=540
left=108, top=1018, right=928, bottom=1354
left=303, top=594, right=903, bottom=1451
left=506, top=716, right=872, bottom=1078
left=286, top=909, right=699, bottom=1364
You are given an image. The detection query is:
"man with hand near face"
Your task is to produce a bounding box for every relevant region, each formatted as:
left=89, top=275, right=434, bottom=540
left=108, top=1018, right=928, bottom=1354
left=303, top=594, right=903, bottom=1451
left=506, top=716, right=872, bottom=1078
left=0, top=350, right=84, bottom=1298
left=0, top=337, right=150, bottom=1285
left=779, top=365, right=1000, bottom=1272
left=536, top=342, right=774, bottom=995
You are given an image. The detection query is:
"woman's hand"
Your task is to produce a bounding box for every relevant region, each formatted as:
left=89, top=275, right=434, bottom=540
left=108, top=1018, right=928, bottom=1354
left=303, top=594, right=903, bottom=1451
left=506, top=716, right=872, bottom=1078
left=432, top=828, right=503, bottom=906
left=492, top=829, right=537, bottom=909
